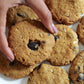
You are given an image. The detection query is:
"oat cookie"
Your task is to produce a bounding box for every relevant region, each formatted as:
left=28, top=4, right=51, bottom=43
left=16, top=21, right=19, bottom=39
left=69, top=51, right=84, bottom=84
left=8, top=21, right=55, bottom=66
left=28, top=64, right=69, bottom=84
left=45, top=0, right=84, bottom=25
left=0, top=52, right=36, bottom=79
left=47, top=24, right=79, bottom=65
left=77, top=16, right=84, bottom=45
left=7, top=5, right=39, bottom=28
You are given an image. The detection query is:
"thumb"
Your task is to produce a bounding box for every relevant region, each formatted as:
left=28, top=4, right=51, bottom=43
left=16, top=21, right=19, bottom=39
left=0, top=9, right=14, bottom=61
left=25, top=0, right=57, bottom=33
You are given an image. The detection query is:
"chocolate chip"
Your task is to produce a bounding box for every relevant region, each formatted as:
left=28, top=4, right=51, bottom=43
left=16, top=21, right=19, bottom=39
left=78, top=66, right=80, bottom=72
left=73, top=46, right=79, bottom=49
left=54, top=35, right=59, bottom=41
left=42, top=41, right=46, bottom=44
left=28, top=78, right=31, bottom=82
left=28, top=40, right=40, bottom=51
left=17, top=12, right=27, bottom=18
left=77, top=76, right=81, bottom=82
left=53, top=61, right=56, bottom=64
left=9, top=61, right=15, bottom=66
left=12, top=20, right=17, bottom=25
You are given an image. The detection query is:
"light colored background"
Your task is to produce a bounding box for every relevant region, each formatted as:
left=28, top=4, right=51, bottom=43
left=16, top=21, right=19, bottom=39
left=0, top=14, right=84, bottom=84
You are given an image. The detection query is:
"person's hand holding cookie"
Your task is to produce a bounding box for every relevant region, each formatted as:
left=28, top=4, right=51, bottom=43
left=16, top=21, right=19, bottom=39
left=0, top=0, right=57, bottom=62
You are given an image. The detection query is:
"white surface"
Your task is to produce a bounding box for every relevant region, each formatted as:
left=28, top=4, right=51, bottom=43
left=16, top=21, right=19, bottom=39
left=0, top=14, right=84, bottom=84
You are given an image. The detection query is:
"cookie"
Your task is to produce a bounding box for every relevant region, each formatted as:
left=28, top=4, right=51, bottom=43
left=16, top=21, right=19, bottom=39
left=45, top=0, right=84, bottom=25
left=77, top=16, right=84, bottom=45
left=69, top=51, right=84, bottom=84
left=47, top=24, right=79, bottom=65
left=7, top=5, right=39, bottom=28
left=27, top=64, right=69, bottom=84
left=0, top=52, right=36, bottom=79
left=8, top=21, right=55, bottom=66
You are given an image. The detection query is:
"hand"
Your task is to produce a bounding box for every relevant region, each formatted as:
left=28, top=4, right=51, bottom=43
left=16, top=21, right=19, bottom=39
left=0, top=0, right=57, bottom=62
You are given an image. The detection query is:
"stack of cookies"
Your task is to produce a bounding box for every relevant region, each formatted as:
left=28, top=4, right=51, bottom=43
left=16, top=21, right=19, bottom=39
left=0, top=0, right=84, bottom=84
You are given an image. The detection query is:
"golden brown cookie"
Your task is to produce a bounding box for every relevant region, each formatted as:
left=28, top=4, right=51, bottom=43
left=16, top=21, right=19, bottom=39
left=47, top=24, right=79, bottom=65
left=8, top=21, right=55, bottom=66
left=45, top=0, right=84, bottom=25
left=28, top=64, right=69, bottom=84
left=69, top=50, right=84, bottom=84
left=7, top=5, right=39, bottom=28
left=77, top=16, right=84, bottom=45
left=0, top=52, right=36, bottom=79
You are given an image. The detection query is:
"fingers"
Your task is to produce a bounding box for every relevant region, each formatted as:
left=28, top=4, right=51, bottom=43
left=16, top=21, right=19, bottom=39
left=0, top=32, right=14, bottom=61
left=26, top=0, right=57, bottom=33
left=0, top=10, right=14, bottom=61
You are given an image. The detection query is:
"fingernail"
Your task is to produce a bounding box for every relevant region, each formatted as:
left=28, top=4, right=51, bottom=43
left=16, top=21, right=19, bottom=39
left=52, top=24, right=58, bottom=33
left=7, top=56, right=13, bottom=62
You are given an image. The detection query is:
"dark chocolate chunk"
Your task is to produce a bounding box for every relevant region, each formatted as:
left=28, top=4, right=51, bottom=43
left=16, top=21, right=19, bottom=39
left=12, top=20, right=17, bottom=25
left=54, top=35, right=59, bottom=41
left=17, top=12, right=27, bottom=18
left=28, top=40, right=40, bottom=51
left=42, top=41, right=46, bottom=44
left=53, top=61, right=56, bottom=64
left=73, top=46, right=79, bottom=49
left=78, top=66, right=80, bottom=72
left=77, top=76, right=81, bottom=82
left=28, top=78, right=31, bottom=82
left=9, top=61, right=15, bottom=66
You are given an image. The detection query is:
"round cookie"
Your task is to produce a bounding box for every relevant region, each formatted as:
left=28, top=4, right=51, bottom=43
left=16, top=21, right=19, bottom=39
left=77, top=16, right=84, bottom=45
left=7, top=5, right=39, bottom=28
left=47, top=24, right=79, bottom=65
left=28, top=64, right=69, bottom=84
left=8, top=21, right=55, bottom=66
left=0, top=52, right=36, bottom=79
left=45, top=0, right=84, bottom=25
left=69, top=51, right=84, bottom=84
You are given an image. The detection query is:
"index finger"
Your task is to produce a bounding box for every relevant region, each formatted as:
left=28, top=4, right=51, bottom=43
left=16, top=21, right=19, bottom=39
left=25, top=0, right=57, bottom=33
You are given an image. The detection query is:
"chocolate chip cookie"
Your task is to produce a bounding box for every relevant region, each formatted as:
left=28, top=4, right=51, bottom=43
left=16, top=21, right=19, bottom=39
left=77, top=16, right=84, bottom=45
left=0, top=52, right=36, bottom=79
left=45, top=0, right=84, bottom=25
left=28, top=64, right=69, bottom=84
left=7, top=5, right=39, bottom=28
left=47, top=24, right=79, bottom=65
left=8, top=21, right=55, bottom=66
left=69, top=50, right=84, bottom=84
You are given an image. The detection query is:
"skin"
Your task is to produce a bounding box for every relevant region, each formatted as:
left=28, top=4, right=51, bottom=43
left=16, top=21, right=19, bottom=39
left=0, top=0, right=57, bottom=62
